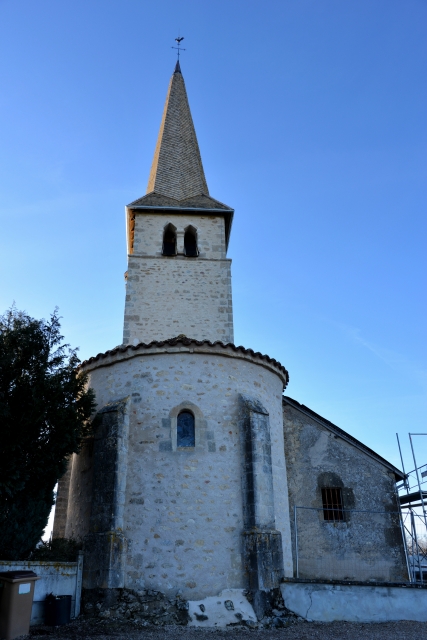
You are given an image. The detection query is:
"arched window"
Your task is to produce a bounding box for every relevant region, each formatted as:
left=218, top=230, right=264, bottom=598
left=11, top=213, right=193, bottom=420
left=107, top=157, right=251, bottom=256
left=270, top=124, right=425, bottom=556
left=184, top=226, right=198, bottom=257
left=177, top=411, right=195, bottom=447
left=162, top=224, right=177, bottom=256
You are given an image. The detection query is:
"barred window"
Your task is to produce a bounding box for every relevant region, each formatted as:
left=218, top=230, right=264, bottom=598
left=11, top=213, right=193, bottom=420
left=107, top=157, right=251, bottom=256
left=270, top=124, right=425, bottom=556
left=321, top=487, right=344, bottom=521
left=177, top=411, right=195, bottom=448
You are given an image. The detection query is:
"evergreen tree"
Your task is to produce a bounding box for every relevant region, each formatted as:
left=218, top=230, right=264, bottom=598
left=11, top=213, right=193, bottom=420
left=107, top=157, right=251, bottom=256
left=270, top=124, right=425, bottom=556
left=0, top=307, right=95, bottom=559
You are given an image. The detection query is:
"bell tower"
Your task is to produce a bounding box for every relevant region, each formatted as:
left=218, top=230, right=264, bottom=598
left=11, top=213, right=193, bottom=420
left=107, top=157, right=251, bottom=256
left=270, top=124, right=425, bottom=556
left=123, top=61, right=234, bottom=346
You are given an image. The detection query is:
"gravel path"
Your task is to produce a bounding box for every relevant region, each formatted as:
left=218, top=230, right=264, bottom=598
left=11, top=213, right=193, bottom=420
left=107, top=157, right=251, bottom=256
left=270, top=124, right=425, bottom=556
left=25, top=619, right=427, bottom=640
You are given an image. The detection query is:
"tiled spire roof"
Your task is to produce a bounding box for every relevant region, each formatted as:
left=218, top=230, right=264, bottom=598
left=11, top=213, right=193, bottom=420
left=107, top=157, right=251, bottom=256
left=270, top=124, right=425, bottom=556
left=146, top=63, right=209, bottom=200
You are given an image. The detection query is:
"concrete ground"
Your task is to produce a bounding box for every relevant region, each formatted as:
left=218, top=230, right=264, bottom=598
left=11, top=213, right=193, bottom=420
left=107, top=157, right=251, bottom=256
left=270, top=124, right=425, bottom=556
left=25, top=619, right=426, bottom=640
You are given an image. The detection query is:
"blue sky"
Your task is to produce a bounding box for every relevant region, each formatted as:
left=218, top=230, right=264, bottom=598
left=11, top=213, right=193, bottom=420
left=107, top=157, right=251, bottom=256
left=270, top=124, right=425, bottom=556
left=0, top=0, right=426, bottom=470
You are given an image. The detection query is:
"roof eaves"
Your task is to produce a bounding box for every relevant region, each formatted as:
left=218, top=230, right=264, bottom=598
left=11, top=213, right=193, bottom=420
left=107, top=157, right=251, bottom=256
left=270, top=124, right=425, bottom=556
left=127, top=204, right=233, bottom=213
left=80, top=337, right=289, bottom=387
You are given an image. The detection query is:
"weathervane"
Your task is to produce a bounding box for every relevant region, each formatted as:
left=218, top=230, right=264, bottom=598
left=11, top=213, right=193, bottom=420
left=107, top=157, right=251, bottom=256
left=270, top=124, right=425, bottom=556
left=172, top=36, right=186, bottom=60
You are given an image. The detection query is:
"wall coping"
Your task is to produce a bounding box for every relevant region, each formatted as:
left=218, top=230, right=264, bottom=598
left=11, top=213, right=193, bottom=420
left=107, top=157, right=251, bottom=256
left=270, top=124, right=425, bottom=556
left=282, top=577, right=427, bottom=589
left=0, top=560, right=78, bottom=568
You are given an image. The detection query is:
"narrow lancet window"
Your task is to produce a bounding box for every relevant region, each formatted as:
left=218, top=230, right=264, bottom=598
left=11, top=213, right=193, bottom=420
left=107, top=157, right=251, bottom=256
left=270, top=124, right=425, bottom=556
left=177, top=411, right=195, bottom=447
left=162, top=224, right=177, bottom=256
left=184, top=226, right=198, bottom=257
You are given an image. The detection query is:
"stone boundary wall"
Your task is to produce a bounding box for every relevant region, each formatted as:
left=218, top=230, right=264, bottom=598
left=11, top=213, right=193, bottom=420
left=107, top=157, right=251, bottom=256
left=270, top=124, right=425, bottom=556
left=281, top=580, right=427, bottom=622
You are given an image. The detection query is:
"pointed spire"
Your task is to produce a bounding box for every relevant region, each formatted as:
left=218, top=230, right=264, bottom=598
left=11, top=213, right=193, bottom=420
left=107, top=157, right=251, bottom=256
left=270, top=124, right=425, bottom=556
left=146, top=64, right=209, bottom=200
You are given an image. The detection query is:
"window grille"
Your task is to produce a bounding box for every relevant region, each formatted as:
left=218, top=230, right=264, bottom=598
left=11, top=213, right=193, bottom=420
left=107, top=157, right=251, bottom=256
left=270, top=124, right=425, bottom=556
left=321, top=487, right=344, bottom=521
left=177, top=411, right=195, bottom=447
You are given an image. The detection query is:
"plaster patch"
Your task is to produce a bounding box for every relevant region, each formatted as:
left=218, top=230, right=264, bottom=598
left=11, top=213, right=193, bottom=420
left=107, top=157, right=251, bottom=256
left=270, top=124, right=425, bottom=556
left=188, top=589, right=257, bottom=627
left=308, top=431, right=329, bottom=468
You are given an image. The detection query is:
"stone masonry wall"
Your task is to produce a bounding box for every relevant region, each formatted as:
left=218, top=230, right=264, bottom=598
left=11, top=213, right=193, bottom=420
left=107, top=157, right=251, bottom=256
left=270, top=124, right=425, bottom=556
left=52, top=457, right=72, bottom=538
left=282, top=402, right=408, bottom=582
left=73, top=346, right=292, bottom=600
left=65, top=442, right=94, bottom=542
left=123, top=213, right=233, bottom=345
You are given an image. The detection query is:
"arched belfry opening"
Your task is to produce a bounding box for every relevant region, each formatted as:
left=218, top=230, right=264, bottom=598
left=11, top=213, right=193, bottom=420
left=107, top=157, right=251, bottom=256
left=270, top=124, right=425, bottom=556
left=162, top=223, right=177, bottom=256
left=184, top=225, right=198, bottom=257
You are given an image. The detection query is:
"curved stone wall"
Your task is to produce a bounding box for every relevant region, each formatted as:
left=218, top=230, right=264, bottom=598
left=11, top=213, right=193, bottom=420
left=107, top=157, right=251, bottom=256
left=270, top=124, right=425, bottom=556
left=65, top=343, right=292, bottom=599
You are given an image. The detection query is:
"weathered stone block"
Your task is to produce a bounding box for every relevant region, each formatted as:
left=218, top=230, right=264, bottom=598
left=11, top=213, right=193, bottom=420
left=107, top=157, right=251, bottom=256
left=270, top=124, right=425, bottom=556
left=242, top=530, right=284, bottom=591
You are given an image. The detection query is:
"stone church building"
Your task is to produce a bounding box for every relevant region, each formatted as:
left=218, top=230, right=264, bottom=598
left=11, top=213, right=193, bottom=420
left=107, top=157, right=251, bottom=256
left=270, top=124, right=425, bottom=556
left=53, top=62, right=408, bottom=614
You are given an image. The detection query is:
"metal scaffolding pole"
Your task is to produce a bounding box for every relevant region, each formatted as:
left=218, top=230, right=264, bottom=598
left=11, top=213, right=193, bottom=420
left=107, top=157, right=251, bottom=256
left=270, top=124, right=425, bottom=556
left=396, top=432, right=427, bottom=583
left=409, top=433, right=427, bottom=530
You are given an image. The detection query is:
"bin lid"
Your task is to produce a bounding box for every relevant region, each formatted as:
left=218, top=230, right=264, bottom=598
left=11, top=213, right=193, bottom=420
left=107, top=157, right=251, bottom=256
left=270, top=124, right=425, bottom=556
left=0, top=570, right=38, bottom=583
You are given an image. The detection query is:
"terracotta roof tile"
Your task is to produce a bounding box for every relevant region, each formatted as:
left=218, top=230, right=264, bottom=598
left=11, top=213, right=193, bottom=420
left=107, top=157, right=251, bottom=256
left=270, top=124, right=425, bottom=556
left=80, top=337, right=289, bottom=387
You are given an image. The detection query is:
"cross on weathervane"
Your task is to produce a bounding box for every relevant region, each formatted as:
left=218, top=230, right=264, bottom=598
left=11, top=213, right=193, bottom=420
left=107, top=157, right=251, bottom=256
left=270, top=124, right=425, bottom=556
left=172, top=36, right=186, bottom=60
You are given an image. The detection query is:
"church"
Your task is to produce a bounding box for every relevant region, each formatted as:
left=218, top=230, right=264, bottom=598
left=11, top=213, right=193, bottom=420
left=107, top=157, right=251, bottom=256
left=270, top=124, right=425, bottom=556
left=53, top=61, right=408, bottom=621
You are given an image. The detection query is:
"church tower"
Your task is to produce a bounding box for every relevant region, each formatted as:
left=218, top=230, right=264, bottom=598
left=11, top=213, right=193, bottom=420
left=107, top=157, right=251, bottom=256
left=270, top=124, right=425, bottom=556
left=55, top=60, right=292, bottom=609
left=52, top=59, right=409, bottom=618
left=123, top=61, right=234, bottom=346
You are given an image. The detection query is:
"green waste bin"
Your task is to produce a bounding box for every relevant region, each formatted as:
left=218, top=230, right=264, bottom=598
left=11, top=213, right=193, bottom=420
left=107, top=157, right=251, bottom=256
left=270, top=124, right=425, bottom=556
left=0, top=571, right=39, bottom=640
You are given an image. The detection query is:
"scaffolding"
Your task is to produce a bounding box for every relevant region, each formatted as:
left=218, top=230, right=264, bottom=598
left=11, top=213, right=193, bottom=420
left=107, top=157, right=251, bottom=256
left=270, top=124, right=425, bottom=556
left=396, top=433, right=427, bottom=583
